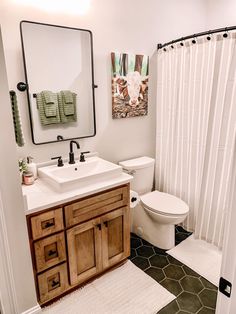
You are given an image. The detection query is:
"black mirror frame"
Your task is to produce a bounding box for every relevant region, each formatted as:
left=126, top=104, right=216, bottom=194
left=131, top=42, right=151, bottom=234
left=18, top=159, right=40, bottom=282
left=19, top=20, right=97, bottom=145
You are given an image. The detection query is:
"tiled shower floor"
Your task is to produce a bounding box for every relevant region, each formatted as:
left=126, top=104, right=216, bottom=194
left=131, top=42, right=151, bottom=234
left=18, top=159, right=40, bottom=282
left=129, top=226, right=218, bottom=314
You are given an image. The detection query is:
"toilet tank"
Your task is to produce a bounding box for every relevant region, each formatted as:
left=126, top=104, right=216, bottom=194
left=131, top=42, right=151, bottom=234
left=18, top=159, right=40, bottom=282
left=119, top=156, right=155, bottom=195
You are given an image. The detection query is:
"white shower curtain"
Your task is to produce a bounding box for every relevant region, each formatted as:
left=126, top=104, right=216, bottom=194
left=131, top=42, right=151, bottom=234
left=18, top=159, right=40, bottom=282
left=156, top=32, right=236, bottom=248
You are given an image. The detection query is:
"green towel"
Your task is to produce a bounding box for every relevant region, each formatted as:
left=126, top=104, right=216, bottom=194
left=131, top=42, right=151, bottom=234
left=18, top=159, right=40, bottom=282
left=36, top=91, right=61, bottom=125
left=42, top=90, right=55, bottom=104
left=62, top=90, right=73, bottom=104
left=58, top=91, right=77, bottom=123
left=42, top=90, right=57, bottom=117
left=61, top=90, right=76, bottom=116
left=10, top=91, right=24, bottom=147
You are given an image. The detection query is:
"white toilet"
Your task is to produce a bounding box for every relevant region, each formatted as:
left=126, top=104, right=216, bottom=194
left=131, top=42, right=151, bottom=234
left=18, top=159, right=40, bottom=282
left=119, top=156, right=189, bottom=250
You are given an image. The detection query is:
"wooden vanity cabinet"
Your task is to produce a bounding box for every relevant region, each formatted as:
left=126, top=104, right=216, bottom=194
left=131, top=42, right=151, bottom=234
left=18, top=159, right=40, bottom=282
left=26, top=184, right=130, bottom=305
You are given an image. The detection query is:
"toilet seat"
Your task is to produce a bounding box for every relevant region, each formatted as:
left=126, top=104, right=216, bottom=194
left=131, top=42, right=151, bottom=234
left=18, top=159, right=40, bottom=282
left=140, top=191, right=189, bottom=216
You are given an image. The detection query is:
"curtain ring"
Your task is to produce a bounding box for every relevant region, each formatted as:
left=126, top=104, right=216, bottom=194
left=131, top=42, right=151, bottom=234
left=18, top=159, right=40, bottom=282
left=206, top=30, right=211, bottom=41
left=223, top=27, right=228, bottom=38
left=192, top=35, right=197, bottom=44
left=178, top=38, right=184, bottom=47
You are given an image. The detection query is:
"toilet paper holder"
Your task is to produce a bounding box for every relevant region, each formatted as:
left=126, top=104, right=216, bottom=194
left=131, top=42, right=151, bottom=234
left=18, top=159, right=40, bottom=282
left=130, top=190, right=140, bottom=208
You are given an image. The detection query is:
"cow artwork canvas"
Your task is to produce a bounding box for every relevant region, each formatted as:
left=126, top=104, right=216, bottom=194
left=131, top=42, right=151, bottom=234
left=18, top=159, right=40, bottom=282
left=111, top=52, right=149, bottom=119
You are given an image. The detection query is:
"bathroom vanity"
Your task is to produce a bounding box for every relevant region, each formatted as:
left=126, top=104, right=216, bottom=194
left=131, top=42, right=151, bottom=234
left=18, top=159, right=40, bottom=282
left=23, top=157, right=132, bottom=305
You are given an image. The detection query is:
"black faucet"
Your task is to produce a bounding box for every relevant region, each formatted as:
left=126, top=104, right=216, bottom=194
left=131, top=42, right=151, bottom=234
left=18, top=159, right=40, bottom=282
left=79, top=151, right=90, bottom=162
left=51, top=156, right=64, bottom=167
left=69, top=140, right=80, bottom=164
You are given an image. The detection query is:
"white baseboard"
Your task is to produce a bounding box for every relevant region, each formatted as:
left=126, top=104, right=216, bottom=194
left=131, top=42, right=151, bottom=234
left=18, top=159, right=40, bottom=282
left=21, top=304, right=41, bottom=314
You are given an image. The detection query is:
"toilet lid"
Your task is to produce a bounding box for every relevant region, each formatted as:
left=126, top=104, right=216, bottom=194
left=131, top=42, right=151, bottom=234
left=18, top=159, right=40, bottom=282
left=140, top=191, right=189, bottom=215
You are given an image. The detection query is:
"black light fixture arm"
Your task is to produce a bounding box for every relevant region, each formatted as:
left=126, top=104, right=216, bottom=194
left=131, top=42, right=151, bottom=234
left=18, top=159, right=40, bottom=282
left=157, top=25, right=236, bottom=50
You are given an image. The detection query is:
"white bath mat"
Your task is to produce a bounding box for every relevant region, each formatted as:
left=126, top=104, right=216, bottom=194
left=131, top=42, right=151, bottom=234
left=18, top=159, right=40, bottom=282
left=42, top=260, right=175, bottom=314
left=168, top=234, right=222, bottom=286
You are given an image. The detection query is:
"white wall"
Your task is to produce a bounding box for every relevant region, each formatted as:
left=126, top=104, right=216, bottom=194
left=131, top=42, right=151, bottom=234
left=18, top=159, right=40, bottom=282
left=206, top=0, right=236, bottom=29
left=0, top=0, right=207, bottom=164
left=0, top=28, right=38, bottom=313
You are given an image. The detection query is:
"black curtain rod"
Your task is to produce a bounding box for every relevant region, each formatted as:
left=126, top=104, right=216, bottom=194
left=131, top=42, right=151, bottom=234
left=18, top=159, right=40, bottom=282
left=157, top=25, right=236, bottom=50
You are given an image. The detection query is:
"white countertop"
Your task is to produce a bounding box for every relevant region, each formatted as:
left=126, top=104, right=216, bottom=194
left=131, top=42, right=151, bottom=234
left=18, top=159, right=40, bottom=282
left=23, top=173, right=133, bottom=215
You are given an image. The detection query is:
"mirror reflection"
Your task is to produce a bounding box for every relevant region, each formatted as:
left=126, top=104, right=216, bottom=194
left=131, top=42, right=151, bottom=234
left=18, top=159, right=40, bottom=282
left=20, top=21, right=96, bottom=145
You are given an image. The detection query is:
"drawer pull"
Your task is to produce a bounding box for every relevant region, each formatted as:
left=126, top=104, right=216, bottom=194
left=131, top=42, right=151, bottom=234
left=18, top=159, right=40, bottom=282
left=96, top=223, right=101, bottom=230
left=104, top=221, right=108, bottom=228
left=48, top=250, right=57, bottom=256
left=45, top=221, right=55, bottom=228
left=51, top=279, right=60, bottom=288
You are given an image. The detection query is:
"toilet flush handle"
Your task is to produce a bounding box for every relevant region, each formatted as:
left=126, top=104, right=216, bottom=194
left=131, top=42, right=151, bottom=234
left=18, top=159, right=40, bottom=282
left=122, top=168, right=136, bottom=175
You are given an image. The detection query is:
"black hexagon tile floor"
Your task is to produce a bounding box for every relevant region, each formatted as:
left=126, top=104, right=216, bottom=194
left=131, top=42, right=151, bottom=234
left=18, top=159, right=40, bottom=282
left=129, top=226, right=218, bottom=314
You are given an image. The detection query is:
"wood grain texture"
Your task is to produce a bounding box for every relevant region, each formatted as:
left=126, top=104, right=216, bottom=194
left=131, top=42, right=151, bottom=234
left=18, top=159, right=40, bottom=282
left=107, top=215, right=123, bottom=258
left=101, top=206, right=130, bottom=269
left=34, top=232, right=66, bottom=272
left=67, top=217, right=102, bottom=286
left=31, top=208, right=64, bottom=240
left=65, top=186, right=128, bottom=227
left=38, top=263, right=69, bottom=303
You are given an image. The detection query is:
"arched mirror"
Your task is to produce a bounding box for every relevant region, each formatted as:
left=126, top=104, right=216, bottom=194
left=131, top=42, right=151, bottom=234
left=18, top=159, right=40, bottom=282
left=20, top=21, right=96, bottom=145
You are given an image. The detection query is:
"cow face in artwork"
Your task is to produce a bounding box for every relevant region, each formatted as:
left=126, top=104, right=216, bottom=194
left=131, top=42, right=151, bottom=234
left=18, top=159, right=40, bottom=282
left=113, top=71, right=148, bottom=106
left=126, top=71, right=142, bottom=106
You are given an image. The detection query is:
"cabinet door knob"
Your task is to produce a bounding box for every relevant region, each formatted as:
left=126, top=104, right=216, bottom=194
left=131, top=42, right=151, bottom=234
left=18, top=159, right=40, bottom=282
left=104, top=221, right=108, bottom=228
left=96, top=223, right=101, bottom=230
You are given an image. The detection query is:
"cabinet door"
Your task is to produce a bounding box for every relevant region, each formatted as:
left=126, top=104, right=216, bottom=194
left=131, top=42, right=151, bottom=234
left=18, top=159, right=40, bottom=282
left=101, top=206, right=130, bottom=269
left=67, top=217, right=102, bottom=285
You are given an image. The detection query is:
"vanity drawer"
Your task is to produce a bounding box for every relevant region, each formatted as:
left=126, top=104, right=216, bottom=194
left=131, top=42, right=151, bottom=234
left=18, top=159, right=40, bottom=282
left=38, top=263, right=69, bottom=304
left=30, top=208, right=64, bottom=240
left=64, top=185, right=129, bottom=227
left=34, top=232, right=66, bottom=273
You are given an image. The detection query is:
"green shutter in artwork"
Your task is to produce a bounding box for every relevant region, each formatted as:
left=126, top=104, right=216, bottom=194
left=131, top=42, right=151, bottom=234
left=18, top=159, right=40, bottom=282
left=141, top=55, right=149, bottom=76
left=128, top=54, right=135, bottom=72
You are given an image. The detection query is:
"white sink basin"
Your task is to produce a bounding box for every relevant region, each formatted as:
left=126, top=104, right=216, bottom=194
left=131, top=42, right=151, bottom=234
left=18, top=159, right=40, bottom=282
left=38, top=156, right=122, bottom=192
